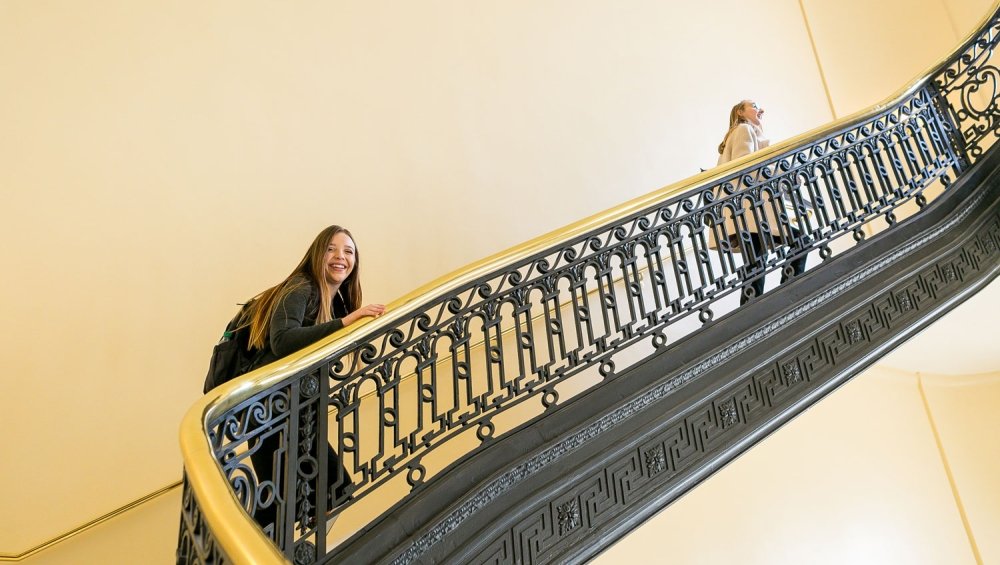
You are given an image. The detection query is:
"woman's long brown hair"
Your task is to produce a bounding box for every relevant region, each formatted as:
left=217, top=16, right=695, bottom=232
left=242, top=225, right=363, bottom=350
left=718, top=100, right=751, bottom=155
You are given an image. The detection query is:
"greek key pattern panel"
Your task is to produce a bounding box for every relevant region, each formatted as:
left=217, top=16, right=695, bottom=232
left=468, top=212, right=1000, bottom=565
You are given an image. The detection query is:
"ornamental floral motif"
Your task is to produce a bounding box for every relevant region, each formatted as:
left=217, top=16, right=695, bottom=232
left=557, top=499, right=581, bottom=535
left=942, top=264, right=958, bottom=282
left=898, top=292, right=914, bottom=312
left=644, top=446, right=667, bottom=476
left=781, top=361, right=802, bottom=384
left=846, top=321, right=863, bottom=344
left=301, top=375, right=319, bottom=398
left=718, top=399, right=738, bottom=429
left=293, top=541, right=316, bottom=565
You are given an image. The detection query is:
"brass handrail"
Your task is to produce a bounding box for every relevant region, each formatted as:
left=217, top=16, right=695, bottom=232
left=179, top=3, right=1000, bottom=562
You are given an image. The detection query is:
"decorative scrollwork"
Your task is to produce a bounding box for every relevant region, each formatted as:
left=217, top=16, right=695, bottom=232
left=934, top=17, right=1000, bottom=160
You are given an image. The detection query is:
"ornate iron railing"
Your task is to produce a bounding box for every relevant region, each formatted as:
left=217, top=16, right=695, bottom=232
left=178, top=7, right=1000, bottom=564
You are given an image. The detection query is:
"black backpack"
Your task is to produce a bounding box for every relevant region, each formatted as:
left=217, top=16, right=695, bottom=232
left=203, top=301, right=264, bottom=393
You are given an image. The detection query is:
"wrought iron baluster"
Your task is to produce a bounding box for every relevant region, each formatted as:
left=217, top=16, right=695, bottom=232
left=617, top=240, right=647, bottom=329
left=705, top=209, right=740, bottom=288
left=883, top=123, right=911, bottom=196
left=771, top=178, right=795, bottom=244
left=906, top=116, right=936, bottom=180
left=448, top=322, right=475, bottom=424
left=537, top=276, right=567, bottom=379
left=592, top=251, right=622, bottom=347
left=510, top=290, right=537, bottom=390
left=386, top=361, right=410, bottom=462
left=852, top=145, right=881, bottom=218
left=689, top=223, right=719, bottom=300
left=642, top=229, right=673, bottom=313
left=666, top=223, right=694, bottom=308
left=568, top=264, right=596, bottom=358
left=826, top=155, right=854, bottom=235
left=868, top=136, right=896, bottom=204
left=336, top=381, right=364, bottom=491
left=419, top=339, right=443, bottom=443
left=281, top=379, right=302, bottom=557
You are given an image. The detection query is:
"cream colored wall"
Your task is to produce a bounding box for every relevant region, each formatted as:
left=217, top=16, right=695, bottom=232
left=594, top=367, right=984, bottom=565
left=19, top=490, right=182, bottom=565
left=921, top=371, right=1000, bottom=564
left=942, top=0, right=999, bottom=35
left=0, top=0, right=833, bottom=554
left=801, top=0, right=993, bottom=117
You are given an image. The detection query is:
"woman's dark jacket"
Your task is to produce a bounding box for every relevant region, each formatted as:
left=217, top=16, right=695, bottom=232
left=250, top=275, right=351, bottom=370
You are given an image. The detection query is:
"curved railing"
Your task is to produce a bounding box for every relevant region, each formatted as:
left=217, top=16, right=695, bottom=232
left=178, top=6, right=1000, bottom=564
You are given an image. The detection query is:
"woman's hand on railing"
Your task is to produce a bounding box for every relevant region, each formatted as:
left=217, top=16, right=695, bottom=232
left=343, top=304, right=386, bottom=327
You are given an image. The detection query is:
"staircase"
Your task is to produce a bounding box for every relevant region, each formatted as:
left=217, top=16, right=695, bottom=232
left=177, top=8, right=1000, bottom=564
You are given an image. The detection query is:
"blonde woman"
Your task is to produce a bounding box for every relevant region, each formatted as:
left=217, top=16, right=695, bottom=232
left=717, top=100, right=806, bottom=304
left=718, top=99, right=769, bottom=165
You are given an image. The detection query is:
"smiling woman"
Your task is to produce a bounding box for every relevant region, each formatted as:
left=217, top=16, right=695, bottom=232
left=209, top=224, right=386, bottom=537
left=240, top=225, right=385, bottom=366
